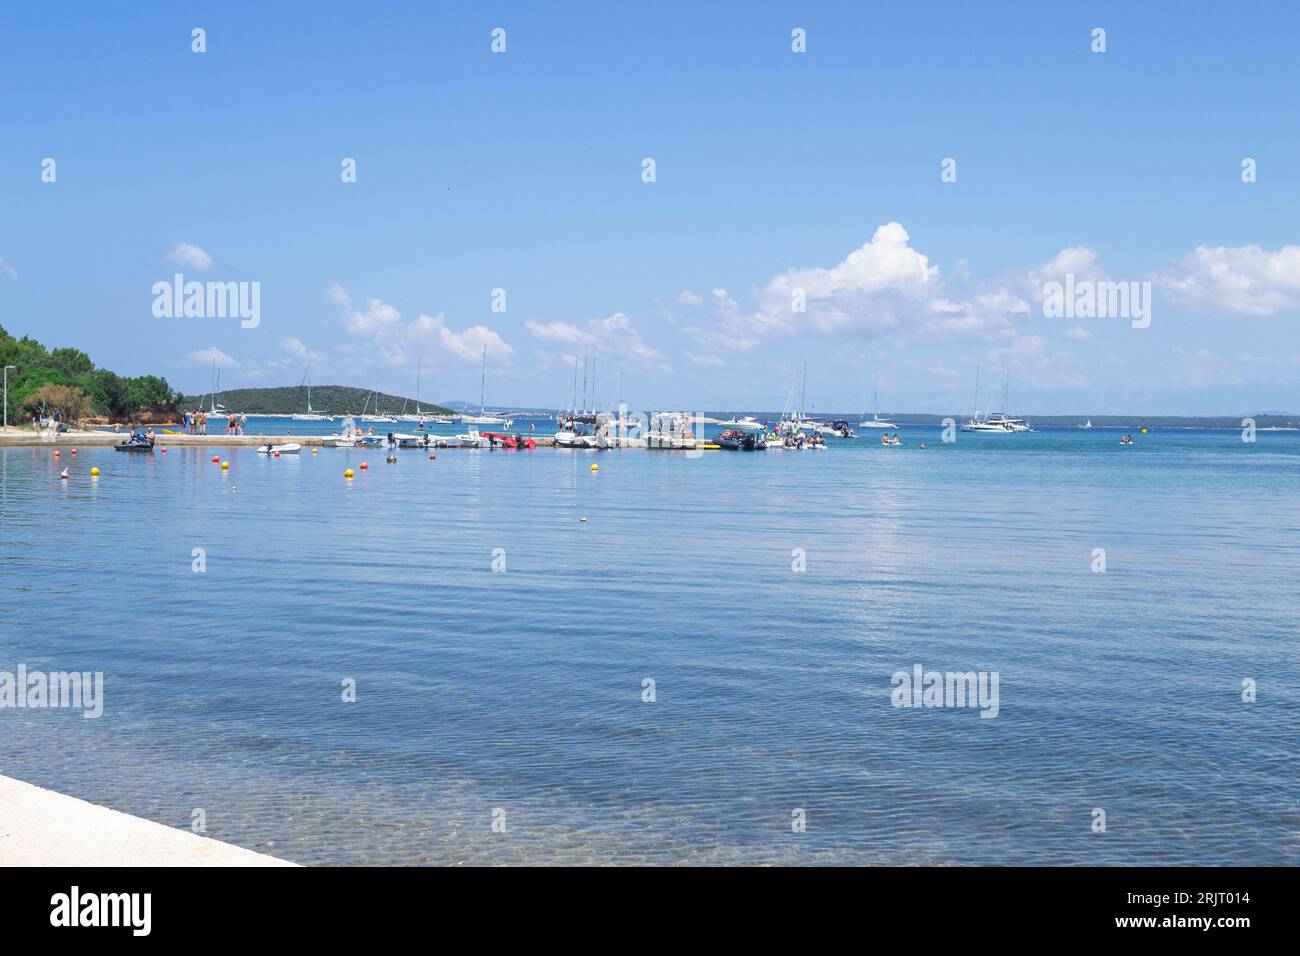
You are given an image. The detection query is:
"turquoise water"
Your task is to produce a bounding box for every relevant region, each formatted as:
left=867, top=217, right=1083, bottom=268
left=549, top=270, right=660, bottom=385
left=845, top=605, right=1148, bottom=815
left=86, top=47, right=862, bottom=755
left=1, top=426, right=1297, bottom=865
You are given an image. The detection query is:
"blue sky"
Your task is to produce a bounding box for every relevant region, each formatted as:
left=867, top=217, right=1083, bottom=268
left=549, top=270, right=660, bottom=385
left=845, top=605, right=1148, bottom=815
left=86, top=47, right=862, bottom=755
left=2, top=1, right=1299, bottom=415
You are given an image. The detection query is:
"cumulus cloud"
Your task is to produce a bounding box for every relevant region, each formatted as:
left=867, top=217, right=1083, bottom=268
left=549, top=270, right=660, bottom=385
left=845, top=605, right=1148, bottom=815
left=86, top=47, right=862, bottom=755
left=683, top=223, right=1034, bottom=351
left=1153, top=242, right=1300, bottom=316
left=526, top=312, right=669, bottom=372
left=281, top=337, right=327, bottom=364
left=328, top=284, right=513, bottom=367
left=166, top=243, right=214, bottom=272
left=438, top=322, right=514, bottom=364
left=1063, top=325, right=1093, bottom=341
left=183, top=346, right=237, bottom=368
left=676, top=290, right=705, bottom=306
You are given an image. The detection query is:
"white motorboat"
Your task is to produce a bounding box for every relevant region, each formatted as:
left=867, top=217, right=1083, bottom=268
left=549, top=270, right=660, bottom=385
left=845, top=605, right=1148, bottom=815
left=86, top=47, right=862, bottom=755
left=718, top=416, right=766, bottom=434
left=257, top=442, right=302, bottom=454
left=322, top=416, right=363, bottom=447
left=455, top=426, right=485, bottom=448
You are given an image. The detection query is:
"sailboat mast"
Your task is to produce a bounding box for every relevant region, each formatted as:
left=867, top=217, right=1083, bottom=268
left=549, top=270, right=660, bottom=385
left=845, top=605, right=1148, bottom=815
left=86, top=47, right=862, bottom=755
left=972, top=366, right=981, bottom=421
left=480, top=345, right=487, bottom=415
left=415, top=357, right=422, bottom=414
left=581, top=354, right=588, bottom=415
left=873, top=373, right=879, bottom=421
left=801, top=362, right=807, bottom=420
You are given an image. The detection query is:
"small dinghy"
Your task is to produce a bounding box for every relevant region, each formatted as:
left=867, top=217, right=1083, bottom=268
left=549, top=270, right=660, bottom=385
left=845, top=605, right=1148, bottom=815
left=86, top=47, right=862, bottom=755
left=257, top=443, right=301, bottom=454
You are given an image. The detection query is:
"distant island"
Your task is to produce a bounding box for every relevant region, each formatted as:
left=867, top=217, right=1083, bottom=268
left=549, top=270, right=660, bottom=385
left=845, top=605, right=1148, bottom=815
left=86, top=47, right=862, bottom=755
left=177, top=385, right=454, bottom=417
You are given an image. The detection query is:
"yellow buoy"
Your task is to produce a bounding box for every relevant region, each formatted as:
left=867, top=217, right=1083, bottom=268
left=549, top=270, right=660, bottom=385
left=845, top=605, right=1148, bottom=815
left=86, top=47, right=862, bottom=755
left=312, top=448, right=318, bottom=455
left=221, top=461, right=229, bottom=470
left=90, top=467, right=100, bottom=477
left=591, top=464, right=598, bottom=472
left=344, top=468, right=354, bottom=478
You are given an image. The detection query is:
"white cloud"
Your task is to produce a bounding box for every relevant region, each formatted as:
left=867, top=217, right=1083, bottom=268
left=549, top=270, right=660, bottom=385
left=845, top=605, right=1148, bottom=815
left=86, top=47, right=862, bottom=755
left=328, top=285, right=513, bottom=366
left=281, top=337, right=327, bottom=364
left=166, top=243, right=214, bottom=272
left=676, top=290, right=704, bottom=306
left=526, top=312, right=669, bottom=372
left=1153, top=242, right=1300, bottom=316
left=439, top=323, right=514, bottom=364
left=183, top=346, right=237, bottom=368
left=0, top=255, right=16, bottom=281
left=686, top=352, right=725, bottom=368
left=684, top=223, right=1033, bottom=350
left=1063, top=325, right=1093, bottom=340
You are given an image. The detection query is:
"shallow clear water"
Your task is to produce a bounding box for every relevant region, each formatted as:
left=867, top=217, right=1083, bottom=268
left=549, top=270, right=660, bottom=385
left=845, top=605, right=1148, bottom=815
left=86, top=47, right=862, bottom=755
left=1, top=426, right=1297, bottom=865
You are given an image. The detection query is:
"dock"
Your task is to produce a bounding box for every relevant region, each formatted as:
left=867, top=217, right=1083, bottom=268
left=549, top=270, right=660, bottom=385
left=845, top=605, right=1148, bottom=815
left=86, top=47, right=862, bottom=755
left=0, top=774, right=297, bottom=866
left=0, top=427, right=557, bottom=448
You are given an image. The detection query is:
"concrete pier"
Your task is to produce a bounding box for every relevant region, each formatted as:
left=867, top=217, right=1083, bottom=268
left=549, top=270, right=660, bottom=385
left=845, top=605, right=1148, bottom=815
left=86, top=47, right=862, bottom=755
left=0, top=774, right=297, bottom=866
left=0, top=426, right=556, bottom=448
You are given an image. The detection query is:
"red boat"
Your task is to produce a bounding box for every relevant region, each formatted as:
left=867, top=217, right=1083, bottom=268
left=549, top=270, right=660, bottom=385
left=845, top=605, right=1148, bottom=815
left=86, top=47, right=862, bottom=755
left=481, top=431, right=535, bottom=449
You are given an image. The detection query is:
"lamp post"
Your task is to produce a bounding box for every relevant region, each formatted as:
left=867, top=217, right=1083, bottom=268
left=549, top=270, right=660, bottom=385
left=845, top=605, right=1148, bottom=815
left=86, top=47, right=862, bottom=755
left=2, top=366, right=14, bottom=430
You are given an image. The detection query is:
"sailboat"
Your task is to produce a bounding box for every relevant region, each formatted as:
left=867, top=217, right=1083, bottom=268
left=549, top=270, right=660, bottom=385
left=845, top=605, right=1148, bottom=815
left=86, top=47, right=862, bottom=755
left=961, top=367, right=1008, bottom=432
left=396, top=358, right=428, bottom=423
left=361, top=378, right=397, bottom=423
left=858, top=374, right=897, bottom=429
left=962, top=368, right=1031, bottom=432
left=206, top=361, right=230, bottom=416
left=460, top=345, right=512, bottom=426
left=291, top=363, right=332, bottom=420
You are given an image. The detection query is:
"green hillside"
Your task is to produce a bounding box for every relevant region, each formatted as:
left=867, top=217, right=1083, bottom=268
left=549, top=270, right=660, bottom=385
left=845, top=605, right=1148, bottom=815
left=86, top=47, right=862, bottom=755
left=177, top=385, right=453, bottom=417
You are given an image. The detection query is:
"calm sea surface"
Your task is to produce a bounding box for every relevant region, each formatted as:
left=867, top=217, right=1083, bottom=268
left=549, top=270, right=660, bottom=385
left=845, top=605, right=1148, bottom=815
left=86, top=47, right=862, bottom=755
left=1, top=422, right=1297, bottom=865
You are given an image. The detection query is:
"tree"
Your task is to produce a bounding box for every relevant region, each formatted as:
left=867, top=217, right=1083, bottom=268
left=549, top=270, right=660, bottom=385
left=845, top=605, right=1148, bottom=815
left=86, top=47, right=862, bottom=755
left=22, top=383, right=94, bottom=423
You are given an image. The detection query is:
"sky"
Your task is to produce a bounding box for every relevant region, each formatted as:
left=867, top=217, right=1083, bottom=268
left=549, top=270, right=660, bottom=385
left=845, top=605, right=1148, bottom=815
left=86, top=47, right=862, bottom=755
left=2, top=1, right=1299, bottom=416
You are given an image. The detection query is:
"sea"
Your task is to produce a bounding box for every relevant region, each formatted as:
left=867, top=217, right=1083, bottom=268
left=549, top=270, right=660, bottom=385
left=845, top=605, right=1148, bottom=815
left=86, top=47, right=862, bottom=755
left=1, top=418, right=1296, bottom=865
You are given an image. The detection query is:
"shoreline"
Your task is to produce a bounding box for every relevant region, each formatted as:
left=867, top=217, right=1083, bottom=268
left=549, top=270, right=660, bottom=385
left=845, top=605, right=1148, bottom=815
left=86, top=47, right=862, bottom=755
left=0, top=774, right=297, bottom=866
left=0, top=427, right=558, bottom=448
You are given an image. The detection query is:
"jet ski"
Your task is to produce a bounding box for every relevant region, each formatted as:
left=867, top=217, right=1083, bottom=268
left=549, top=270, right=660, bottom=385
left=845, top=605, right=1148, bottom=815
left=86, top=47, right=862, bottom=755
left=257, top=442, right=301, bottom=454
left=114, top=429, right=155, bottom=452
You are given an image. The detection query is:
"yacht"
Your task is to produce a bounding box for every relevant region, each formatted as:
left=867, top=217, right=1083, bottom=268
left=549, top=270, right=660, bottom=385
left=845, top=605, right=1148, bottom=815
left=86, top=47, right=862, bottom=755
left=718, top=416, right=766, bottom=434
left=292, top=364, right=332, bottom=421
left=961, top=368, right=1030, bottom=432
left=461, top=345, right=513, bottom=427
left=859, top=375, right=897, bottom=429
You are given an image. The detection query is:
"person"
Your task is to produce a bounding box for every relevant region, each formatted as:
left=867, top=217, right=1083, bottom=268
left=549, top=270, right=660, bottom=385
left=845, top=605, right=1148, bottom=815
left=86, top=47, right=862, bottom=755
left=199, top=412, right=207, bottom=435
left=239, top=413, right=247, bottom=435
left=529, top=422, right=535, bottom=433
left=145, top=427, right=155, bottom=446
